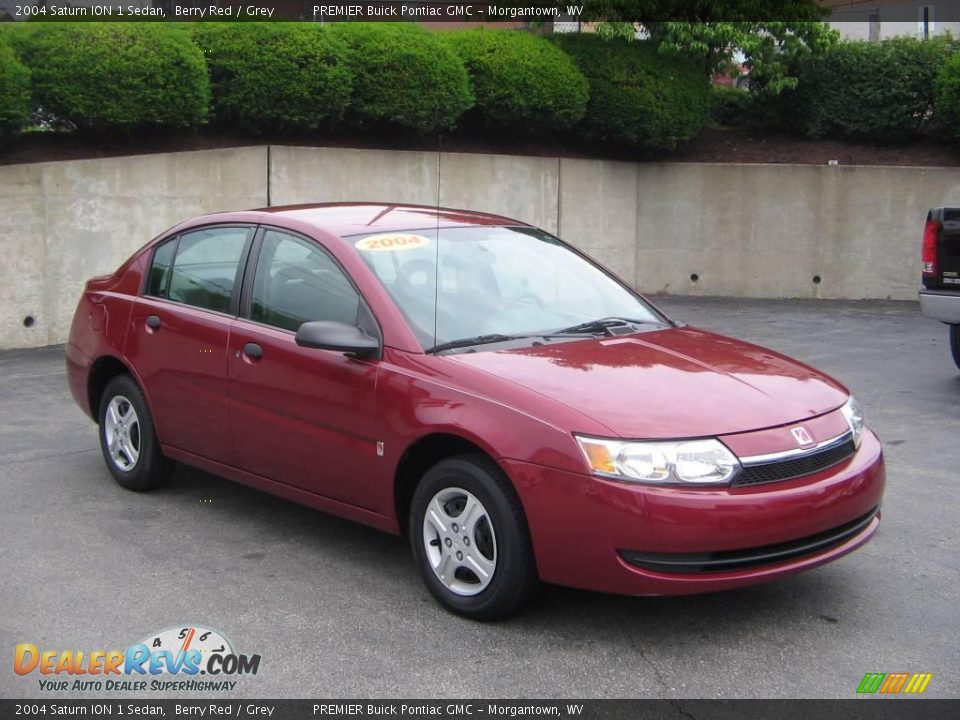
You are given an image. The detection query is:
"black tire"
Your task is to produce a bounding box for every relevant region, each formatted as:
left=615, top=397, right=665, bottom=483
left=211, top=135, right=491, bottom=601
left=951, top=325, right=960, bottom=371
left=409, top=454, right=538, bottom=620
left=97, top=374, right=173, bottom=491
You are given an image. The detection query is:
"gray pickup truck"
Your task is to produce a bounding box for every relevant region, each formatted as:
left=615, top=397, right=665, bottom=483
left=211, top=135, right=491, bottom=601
left=920, top=207, right=960, bottom=369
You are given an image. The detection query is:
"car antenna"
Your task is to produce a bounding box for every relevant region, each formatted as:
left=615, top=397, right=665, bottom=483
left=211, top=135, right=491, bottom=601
left=433, top=133, right=442, bottom=351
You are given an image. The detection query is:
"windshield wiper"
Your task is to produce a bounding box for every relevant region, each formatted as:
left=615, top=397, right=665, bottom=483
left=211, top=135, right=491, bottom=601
left=426, top=334, right=521, bottom=354
left=554, top=317, right=654, bottom=336
left=428, top=329, right=605, bottom=355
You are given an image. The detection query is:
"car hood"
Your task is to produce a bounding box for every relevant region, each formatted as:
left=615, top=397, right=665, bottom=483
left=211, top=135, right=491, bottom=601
left=446, top=326, right=849, bottom=438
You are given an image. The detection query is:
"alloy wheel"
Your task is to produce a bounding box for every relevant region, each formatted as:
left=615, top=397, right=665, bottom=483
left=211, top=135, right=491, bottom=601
left=422, top=487, right=498, bottom=596
left=103, top=395, right=141, bottom=472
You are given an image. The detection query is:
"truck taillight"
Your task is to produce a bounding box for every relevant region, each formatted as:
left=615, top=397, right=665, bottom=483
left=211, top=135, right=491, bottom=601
left=922, top=219, right=939, bottom=277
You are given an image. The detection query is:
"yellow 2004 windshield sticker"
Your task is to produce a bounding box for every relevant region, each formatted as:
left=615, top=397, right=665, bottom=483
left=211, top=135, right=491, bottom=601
left=354, top=234, right=430, bottom=252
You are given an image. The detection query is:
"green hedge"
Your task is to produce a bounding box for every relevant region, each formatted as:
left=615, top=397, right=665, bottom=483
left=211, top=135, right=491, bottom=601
left=710, top=85, right=752, bottom=128
left=782, top=37, right=953, bottom=141
left=0, top=41, right=30, bottom=138
left=937, top=52, right=960, bottom=143
left=330, top=23, right=473, bottom=134
left=12, top=22, right=960, bottom=152
left=193, top=24, right=351, bottom=134
left=19, top=23, right=209, bottom=131
left=551, top=35, right=710, bottom=150
left=444, top=28, right=588, bottom=132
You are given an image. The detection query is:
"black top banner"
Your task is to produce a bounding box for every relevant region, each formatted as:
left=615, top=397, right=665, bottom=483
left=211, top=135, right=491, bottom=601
left=5, top=1, right=960, bottom=23
left=4, top=3, right=581, bottom=22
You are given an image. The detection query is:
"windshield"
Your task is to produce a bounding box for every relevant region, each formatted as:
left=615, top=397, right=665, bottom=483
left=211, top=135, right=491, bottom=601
left=352, top=226, right=667, bottom=351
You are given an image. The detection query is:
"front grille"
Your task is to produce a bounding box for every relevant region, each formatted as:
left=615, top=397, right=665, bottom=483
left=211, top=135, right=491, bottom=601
left=620, top=506, right=879, bottom=574
left=733, top=436, right=857, bottom=487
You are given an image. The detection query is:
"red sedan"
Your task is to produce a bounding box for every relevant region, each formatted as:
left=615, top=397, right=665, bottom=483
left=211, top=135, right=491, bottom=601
left=66, top=203, right=884, bottom=619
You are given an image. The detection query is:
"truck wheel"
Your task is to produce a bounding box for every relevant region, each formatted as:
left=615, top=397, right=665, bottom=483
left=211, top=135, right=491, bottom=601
left=951, top=325, right=960, bottom=370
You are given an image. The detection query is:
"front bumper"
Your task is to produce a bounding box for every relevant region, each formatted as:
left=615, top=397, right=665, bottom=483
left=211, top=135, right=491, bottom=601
left=919, top=289, right=960, bottom=324
left=504, top=429, right=884, bottom=596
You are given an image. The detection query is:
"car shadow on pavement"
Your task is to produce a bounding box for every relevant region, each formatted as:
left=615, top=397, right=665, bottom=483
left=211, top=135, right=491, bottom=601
left=162, top=461, right=856, bottom=642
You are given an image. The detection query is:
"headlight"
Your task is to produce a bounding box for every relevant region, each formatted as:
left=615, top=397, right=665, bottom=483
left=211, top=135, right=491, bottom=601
left=575, top=436, right=740, bottom=486
left=840, top=396, right=864, bottom=448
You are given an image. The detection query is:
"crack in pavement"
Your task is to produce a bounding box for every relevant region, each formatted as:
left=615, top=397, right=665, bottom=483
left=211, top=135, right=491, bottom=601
left=628, top=635, right=673, bottom=697
left=0, top=447, right=98, bottom=467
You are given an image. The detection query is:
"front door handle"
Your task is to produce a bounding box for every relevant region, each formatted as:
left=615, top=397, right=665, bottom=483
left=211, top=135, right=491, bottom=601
left=146, top=315, right=161, bottom=330
left=243, top=342, right=263, bottom=359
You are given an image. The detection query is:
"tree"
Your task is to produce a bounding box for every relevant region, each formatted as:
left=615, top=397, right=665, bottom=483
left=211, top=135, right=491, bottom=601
left=578, top=0, right=838, bottom=92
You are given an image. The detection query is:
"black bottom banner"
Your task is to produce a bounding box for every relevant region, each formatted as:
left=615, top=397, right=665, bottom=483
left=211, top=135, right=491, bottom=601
left=1, top=700, right=958, bottom=720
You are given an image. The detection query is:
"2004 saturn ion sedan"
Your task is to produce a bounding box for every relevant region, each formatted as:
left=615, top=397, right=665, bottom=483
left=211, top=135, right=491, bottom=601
left=66, top=203, right=885, bottom=619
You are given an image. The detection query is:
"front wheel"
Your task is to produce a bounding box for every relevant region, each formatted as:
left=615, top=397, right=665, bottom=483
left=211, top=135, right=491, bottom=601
left=410, top=455, right=538, bottom=620
left=98, top=375, right=173, bottom=491
left=951, top=325, right=960, bottom=370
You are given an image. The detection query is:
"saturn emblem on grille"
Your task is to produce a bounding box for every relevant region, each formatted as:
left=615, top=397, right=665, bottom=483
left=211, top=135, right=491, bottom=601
left=790, top=426, right=815, bottom=447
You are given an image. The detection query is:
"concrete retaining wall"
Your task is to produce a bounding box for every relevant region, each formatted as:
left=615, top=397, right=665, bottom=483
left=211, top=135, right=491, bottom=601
left=1, top=144, right=953, bottom=349
left=1, top=147, right=268, bottom=349
left=631, top=163, right=960, bottom=301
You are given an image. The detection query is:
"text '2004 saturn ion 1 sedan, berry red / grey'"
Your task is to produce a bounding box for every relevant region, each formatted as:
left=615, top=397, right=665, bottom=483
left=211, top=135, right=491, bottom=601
left=66, top=203, right=884, bottom=619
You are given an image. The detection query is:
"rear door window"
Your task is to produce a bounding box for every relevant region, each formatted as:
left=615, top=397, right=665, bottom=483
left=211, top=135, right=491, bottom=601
left=145, top=239, right=176, bottom=298
left=157, top=227, right=250, bottom=313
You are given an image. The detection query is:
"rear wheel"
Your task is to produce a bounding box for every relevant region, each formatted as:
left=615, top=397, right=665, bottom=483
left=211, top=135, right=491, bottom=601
left=951, top=325, right=960, bottom=370
left=98, top=375, right=173, bottom=491
left=410, top=454, right=538, bottom=620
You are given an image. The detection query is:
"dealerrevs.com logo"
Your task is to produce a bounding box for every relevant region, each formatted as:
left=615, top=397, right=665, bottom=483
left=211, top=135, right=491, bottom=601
left=14, top=625, right=261, bottom=692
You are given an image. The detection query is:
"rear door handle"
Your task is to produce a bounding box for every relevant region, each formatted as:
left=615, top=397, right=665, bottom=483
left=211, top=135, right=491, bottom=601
left=243, top=342, right=263, bottom=359
left=146, top=315, right=161, bottom=330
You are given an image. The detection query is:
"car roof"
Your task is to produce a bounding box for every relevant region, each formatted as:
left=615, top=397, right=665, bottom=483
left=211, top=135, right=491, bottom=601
left=201, top=203, right=529, bottom=237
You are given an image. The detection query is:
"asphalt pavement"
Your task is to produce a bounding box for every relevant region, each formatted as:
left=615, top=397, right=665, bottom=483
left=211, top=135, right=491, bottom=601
left=1, top=297, right=957, bottom=699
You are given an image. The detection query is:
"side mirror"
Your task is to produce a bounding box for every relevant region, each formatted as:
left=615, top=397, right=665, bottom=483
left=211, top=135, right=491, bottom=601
left=295, top=321, right=380, bottom=359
